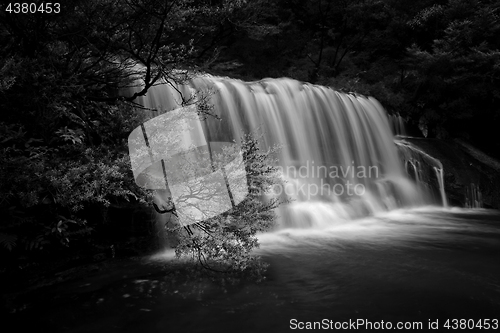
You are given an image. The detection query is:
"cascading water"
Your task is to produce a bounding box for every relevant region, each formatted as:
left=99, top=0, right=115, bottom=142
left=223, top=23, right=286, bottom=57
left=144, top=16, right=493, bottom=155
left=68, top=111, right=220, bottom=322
left=465, top=183, right=483, bottom=208
left=130, top=75, right=439, bottom=229
left=388, top=115, right=449, bottom=207
left=388, top=114, right=407, bottom=137
left=395, top=140, right=448, bottom=206
left=434, top=166, right=448, bottom=208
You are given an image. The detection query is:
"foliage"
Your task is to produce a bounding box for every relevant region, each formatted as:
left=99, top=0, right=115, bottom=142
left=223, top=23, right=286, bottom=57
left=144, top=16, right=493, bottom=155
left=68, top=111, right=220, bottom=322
left=0, top=0, right=252, bottom=255
left=404, top=0, right=500, bottom=152
left=171, top=134, right=285, bottom=279
left=0, top=108, right=148, bottom=252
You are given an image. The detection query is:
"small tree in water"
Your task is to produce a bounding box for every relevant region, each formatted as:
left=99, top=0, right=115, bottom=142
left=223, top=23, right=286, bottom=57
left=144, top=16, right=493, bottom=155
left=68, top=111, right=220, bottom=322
left=161, top=133, right=285, bottom=281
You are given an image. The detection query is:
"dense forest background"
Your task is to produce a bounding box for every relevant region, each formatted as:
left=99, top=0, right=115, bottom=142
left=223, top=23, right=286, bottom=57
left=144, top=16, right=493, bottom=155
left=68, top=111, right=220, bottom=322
left=0, top=0, right=499, bottom=259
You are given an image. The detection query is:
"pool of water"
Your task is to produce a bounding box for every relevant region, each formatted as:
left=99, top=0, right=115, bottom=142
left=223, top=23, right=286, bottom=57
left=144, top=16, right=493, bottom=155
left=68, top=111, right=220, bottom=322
left=8, top=207, right=500, bottom=332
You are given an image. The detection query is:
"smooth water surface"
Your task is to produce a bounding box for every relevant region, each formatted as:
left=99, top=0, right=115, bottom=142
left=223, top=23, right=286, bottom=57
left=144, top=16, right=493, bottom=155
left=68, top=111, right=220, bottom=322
left=11, top=207, right=500, bottom=332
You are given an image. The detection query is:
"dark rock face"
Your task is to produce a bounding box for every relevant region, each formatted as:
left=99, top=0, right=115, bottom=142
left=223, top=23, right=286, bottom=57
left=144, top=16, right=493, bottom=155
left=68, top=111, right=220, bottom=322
left=404, top=138, right=500, bottom=209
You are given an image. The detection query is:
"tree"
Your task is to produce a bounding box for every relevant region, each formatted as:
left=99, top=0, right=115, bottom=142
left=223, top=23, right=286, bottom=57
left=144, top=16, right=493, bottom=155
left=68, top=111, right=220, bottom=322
left=126, top=102, right=285, bottom=277
left=169, top=134, right=285, bottom=279
left=269, top=0, right=394, bottom=82
left=0, top=0, right=256, bottom=254
left=405, top=0, right=500, bottom=154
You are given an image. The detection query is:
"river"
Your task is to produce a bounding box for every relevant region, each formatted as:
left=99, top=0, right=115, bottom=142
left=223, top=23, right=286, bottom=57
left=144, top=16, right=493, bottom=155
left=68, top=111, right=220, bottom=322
left=11, top=206, right=499, bottom=332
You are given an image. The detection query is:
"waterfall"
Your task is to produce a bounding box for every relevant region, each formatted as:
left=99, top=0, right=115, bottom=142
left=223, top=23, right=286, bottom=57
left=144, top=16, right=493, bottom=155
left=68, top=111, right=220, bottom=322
left=388, top=114, right=407, bottom=137
left=465, top=183, right=482, bottom=208
left=130, top=76, right=440, bottom=229
left=395, top=140, right=448, bottom=207
left=433, top=166, right=448, bottom=208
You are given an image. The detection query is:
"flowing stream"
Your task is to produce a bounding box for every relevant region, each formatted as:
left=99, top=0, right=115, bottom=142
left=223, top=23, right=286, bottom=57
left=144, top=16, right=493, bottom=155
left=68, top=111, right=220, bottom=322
left=12, top=207, right=500, bottom=332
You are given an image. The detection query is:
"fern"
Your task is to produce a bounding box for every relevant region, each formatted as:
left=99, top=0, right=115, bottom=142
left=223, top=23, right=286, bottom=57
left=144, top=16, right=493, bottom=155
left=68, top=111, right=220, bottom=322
left=0, top=233, right=17, bottom=251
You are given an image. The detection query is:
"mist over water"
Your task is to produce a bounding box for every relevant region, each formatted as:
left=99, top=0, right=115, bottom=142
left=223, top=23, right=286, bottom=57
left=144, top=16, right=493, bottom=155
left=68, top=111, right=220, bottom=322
left=258, top=206, right=498, bottom=252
